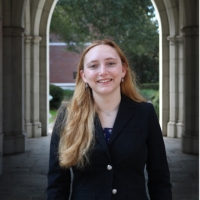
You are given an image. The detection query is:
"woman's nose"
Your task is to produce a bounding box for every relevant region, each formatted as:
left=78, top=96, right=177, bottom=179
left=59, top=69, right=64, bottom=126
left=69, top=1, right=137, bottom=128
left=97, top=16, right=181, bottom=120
left=99, top=65, right=107, bottom=75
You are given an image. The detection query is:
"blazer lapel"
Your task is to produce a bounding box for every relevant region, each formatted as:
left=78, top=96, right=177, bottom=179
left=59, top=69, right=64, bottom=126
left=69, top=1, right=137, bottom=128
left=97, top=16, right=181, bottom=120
left=109, top=95, right=134, bottom=145
left=94, top=114, right=111, bottom=159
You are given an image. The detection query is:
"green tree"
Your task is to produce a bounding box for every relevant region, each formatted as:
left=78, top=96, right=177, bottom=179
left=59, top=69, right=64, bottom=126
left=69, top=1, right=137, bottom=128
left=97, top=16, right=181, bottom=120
left=50, top=0, right=159, bottom=83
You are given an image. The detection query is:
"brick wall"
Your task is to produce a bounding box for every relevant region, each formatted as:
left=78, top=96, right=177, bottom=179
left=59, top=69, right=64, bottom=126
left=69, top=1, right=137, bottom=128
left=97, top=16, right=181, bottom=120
left=49, top=34, right=81, bottom=85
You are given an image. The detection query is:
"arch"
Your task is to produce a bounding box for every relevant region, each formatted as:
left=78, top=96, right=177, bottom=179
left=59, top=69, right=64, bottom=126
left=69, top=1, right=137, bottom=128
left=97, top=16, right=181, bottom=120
left=152, top=0, right=184, bottom=138
left=152, top=0, right=199, bottom=154
left=151, top=0, right=170, bottom=136
left=25, top=0, right=31, bottom=34
left=39, top=0, right=58, bottom=136
left=23, top=0, right=57, bottom=137
left=31, top=0, right=46, bottom=35
left=0, top=0, right=199, bottom=177
left=179, top=0, right=186, bottom=29
left=163, top=0, right=179, bottom=36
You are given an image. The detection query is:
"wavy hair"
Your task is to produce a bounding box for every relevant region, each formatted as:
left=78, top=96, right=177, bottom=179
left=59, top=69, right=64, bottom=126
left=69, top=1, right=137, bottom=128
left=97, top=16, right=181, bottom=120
left=58, top=39, right=145, bottom=168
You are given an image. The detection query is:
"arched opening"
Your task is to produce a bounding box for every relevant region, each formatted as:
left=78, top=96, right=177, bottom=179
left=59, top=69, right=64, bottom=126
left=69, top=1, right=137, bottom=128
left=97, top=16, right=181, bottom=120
left=0, top=5, right=198, bottom=199
left=151, top=0, right=199, bottom=153
left=48, top=0, right=161, bottom=127
left=22, top=0, right=200, bottom=155
left=24, top=0, right=58, bottom=138
left=0, top=0, right=198, bottom=176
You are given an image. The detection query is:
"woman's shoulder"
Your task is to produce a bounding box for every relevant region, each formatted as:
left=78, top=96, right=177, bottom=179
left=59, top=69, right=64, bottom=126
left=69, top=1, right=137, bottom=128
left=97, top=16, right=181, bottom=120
left=53, top=103, right=68, bottom=132
left=122, top=95, right=157, bottom=121
left=57, top=103, right=68, bottom=117
left=122, top=95, right=153, bottom=110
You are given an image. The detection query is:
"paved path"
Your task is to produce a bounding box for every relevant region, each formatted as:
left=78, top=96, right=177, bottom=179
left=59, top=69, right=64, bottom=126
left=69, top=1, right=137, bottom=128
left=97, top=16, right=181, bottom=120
left=0, top=131, right=198, bottom=200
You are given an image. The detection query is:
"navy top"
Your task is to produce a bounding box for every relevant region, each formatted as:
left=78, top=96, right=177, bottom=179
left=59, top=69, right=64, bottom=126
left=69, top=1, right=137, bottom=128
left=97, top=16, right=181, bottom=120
left=103, top=128, right=113, bottom=143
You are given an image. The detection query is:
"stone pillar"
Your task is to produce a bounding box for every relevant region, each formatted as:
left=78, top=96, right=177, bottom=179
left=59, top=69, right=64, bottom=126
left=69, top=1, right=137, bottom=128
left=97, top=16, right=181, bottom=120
left=24, top=35, right=33, bottom=137
left=40, top=35, right=49, bottom=137
left=31, top=36, right=42, bottom=137
left=3, top=27, right=26, bottom=154
left=160, top=34, right=170, bottom=137
left=176, top=35, right=185, bottom=138
left=167, top=36, right=179, bottom=137
left=181, top=26, right=199, bottom=154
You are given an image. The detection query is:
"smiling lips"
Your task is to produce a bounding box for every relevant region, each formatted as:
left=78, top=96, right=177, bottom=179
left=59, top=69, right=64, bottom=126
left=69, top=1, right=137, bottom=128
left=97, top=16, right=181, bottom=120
left=97, top=79, right=112, bottom=83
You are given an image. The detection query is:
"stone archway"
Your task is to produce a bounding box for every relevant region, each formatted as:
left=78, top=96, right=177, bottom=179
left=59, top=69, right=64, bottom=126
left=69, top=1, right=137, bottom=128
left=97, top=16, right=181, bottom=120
left=152, top=0, right=199, bottom=154
left=0, top=0, right=198, bottom=175
left=24, top=0, right=58, bottom=138
left=0, top=0, right=58, bottom=158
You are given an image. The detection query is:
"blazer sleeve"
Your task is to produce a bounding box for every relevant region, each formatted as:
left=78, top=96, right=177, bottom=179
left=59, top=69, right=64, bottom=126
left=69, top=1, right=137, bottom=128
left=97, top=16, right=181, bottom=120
left=146, top=103, right=172, bottom=200
left=47, top=106, right=71, bottom=200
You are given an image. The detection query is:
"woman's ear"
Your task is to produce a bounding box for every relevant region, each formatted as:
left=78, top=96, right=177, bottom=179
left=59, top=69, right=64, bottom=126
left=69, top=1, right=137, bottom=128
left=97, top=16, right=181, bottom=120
left=80, top=70, right=87, bottom=82
left=122, top=64, right=127, bottom=77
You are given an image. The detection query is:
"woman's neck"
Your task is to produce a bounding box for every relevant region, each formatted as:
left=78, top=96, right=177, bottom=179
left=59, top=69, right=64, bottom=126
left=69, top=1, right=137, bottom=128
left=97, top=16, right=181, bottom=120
left=93, top=92, right=121, bottom=128
left=93, top=92, right=121, bottom=113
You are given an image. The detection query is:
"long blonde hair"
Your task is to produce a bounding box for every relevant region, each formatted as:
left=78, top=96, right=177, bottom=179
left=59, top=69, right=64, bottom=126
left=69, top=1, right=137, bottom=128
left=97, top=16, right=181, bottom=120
left=58, top=39, right=145, bottom=168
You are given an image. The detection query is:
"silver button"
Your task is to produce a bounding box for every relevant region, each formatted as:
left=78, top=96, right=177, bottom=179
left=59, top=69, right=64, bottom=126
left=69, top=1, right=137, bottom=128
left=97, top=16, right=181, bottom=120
left=107, top=165, right=112, bottom=170
left=112, top=189, right=117, bottom=194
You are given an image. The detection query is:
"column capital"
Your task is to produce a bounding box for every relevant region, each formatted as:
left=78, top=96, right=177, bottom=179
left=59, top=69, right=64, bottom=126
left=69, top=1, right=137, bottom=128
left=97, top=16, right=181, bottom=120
left=181, top=26, right=199, bottom=36
left=3, top=27, right=25, bottom=37
left=167, top=35, right=184, bottom=44
left=32, top=36, right=42, bottom=44
left=24, top=35, right=33, bottom=43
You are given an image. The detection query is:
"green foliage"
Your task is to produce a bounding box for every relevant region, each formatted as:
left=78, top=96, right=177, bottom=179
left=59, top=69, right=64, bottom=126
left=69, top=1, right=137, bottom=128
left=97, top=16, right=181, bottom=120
left=50, top=0, right=159, bottom=83
left=63, top=89, right=74, bottom=101
left=140, top=83, right=159, bottom=90
left=151, top=91, right=159, bottom=117
left=139, top=89, right=156, bottom=101
left=129, top=54, right=159, bottom=83
left=140, top=89, right=159, bottom=117
left=49, top=109, right=58, bottom=123
left=50, top=84, right=64, bottom=109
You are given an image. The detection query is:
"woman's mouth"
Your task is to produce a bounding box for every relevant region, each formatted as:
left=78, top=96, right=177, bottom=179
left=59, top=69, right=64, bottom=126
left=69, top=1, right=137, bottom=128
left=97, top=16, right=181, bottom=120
left=97, top=79, right=112, bottom=83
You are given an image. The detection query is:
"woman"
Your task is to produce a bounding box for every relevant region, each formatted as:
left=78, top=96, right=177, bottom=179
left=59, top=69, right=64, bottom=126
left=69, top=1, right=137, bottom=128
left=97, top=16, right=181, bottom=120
left=47, top=39, right=172, bottom=200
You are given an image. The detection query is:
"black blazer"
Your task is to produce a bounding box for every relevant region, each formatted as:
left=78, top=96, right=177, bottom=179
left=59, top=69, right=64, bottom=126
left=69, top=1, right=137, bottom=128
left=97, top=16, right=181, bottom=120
left=47, top=95, right=172, bottom=200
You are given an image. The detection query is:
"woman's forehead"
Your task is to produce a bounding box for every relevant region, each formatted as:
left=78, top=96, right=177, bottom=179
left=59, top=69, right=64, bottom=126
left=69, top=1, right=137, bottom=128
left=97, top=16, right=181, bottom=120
left=84, top=44, right=120, bottom=63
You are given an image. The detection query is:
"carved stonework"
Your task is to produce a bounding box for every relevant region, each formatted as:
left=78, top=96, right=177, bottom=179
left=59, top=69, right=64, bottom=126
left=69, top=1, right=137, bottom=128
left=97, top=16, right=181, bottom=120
left=3, top=27, right=25, bottom=37
left=181, top=26, right=199, bottom=36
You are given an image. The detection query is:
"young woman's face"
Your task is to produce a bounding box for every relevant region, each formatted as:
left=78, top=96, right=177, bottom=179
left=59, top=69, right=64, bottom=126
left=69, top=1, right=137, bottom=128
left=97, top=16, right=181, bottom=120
left=81, top=44, right=126, bottom=98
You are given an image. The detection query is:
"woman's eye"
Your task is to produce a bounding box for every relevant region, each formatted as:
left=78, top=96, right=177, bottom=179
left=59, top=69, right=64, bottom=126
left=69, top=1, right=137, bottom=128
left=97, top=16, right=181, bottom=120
left=108, top=62, right=115, bottom=66
left=89, top=64, right=97, bottom=69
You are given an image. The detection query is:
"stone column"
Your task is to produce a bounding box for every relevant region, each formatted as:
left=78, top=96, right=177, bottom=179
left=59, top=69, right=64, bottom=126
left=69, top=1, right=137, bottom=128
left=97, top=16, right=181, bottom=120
left=31, top=36, right=42, bottom=137
left=181, top=26, right=199, bottom=154
left=3, top=27, right=26, bottom=154
left=167, top=36, right=179, bottom=137
left=40, top=35, right=48, bottom=137
left=24, top=35, right=33, bottom=137
left=160, top=33, right=170, bottom=137
left=176, top=35, right=185, bottom=138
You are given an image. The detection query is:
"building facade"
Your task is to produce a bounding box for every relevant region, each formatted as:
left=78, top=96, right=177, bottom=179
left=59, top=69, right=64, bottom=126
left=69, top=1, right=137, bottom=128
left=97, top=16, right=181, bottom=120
left=0, top=0, right=199, bottom=175
left=49, top=34, right=80, bottom=90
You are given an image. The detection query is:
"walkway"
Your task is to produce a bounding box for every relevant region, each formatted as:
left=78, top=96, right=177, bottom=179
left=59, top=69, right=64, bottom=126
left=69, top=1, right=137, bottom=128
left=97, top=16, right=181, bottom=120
left=0, top=130, right=198, bottom=200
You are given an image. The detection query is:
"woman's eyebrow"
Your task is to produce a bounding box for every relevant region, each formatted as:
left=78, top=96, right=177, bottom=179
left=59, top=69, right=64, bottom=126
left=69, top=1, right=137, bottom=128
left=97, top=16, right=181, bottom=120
left=86, top=60, right=98, bottom=66
left=105, top=57, right=117, bottom=60
left=86, top=57, right=118, bottom=65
